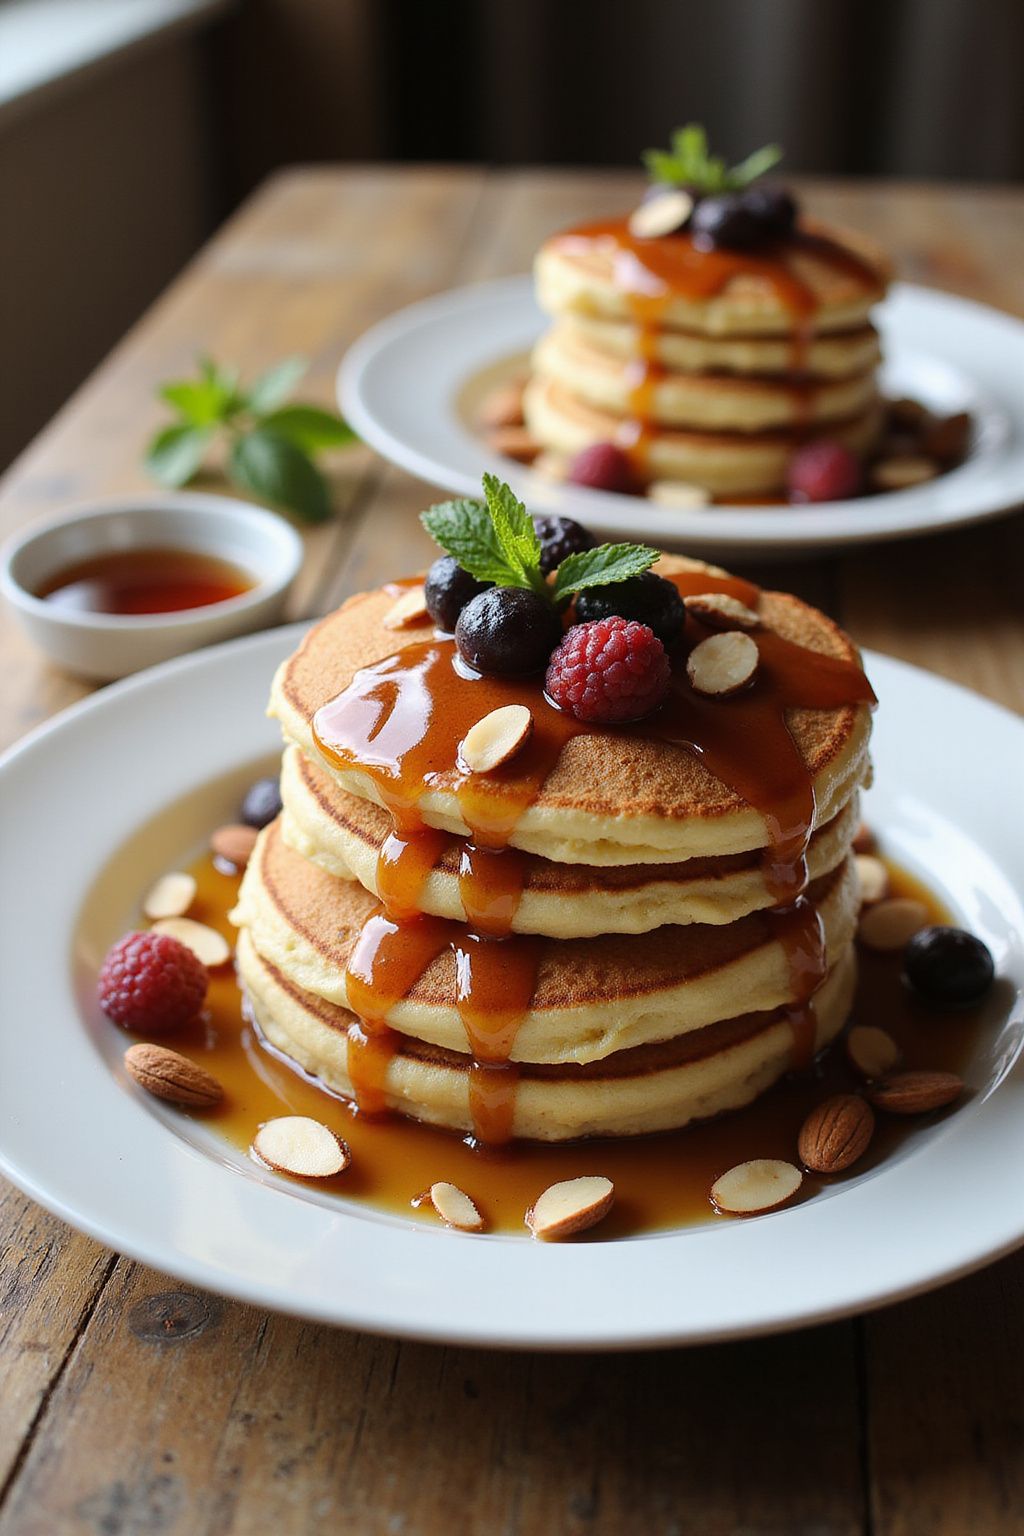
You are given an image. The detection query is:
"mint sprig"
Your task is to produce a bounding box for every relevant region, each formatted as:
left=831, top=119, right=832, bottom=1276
left=421, top=477, right=658, bottom=606
left=145, top=354, right=357, bottom=523
left=643, top=124, right=782, bottom=193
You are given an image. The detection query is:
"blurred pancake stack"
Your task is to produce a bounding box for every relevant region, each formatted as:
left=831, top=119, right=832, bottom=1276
left=232, top=542, right=876, bottom=1144
left=523, top=127, right=892, bottom=498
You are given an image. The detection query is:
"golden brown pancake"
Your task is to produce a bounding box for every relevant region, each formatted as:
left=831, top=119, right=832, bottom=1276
left=231, top=820, right=860, bottom=1064
left=270, top=555, right=873, bottom=866
left=237, top=929, right=856, bottom=1140
left=280, top=743, right=861, bottom=935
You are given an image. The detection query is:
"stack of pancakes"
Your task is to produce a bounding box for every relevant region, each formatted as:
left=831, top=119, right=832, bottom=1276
left=524, top=217, right=891, bottom=496
left=232, top=555, right=872, bottom=1143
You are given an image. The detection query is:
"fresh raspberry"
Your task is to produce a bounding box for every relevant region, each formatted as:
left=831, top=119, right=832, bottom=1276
left=98, top=930, right=208, bottom=1032
left=787, top=442, right=862, bottom=503
left=567, top=442, right=637, bottom=495
left=545, top=617, right=670, bottom=723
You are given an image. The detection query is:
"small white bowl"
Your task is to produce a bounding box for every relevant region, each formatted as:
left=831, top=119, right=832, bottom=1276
left=0, top=493, right=304, bottom=680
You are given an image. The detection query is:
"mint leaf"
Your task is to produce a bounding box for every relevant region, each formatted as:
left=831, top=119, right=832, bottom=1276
left=145, top=423, right=214, bottom=487
left=481, top=473, right=543, bottom=589
left=259, top=404, right=357, bottom=452
left=246, top=356, right=308, bottom=415
left=552, top=543, right=658, bottom=603
left=230, top=428, right=330, bottom=522
left=729, top=143, right=783, bottom=187
left=642, top=126, right=784, bottom=194
left=420, top=499, right=518, bottom=585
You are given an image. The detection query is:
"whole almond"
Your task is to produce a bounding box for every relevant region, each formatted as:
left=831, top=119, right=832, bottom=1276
left=458, top=704, right=533, bottom=774
left=429, top=1181, right=484, bottom=1232
left=710, top=1159, right=802, bottom=1216
left=867, top=1070, right=963, bottom=1115
left=142, top=871, right=197, bottom=921
left=124, top=1043, right=223, bottom=1108
left=685, top=592, right=760, bottom=631
left=923, top=411, right=971, bottom=464
left=487, top=425, right=541, bottom=463
left=847, top=1024, right=901, bottom=1080
left=798, top=1094, right=874, bottom=1174
left=383, top=586, right=430, bottom=630
left=851, top=821, right=876, bottom=855
left=855, top=853, right=890, bottom=906
left=858, top=897, right=928, bottom=951
left=251, top=1116, right=351, bottom=1178
left=647, top=479, right=711, bottom=509
left=478, top=381, right=526, bottom=431
left=152, top=917, right=231, bottom=968
left=211, top=823, right=259, bottom=871
left=526, top=1176, right=614, bottom=1240
left=687, top=631, right=759, bottom=698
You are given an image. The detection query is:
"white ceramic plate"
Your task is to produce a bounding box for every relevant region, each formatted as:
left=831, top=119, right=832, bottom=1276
left=1, top=628, right=1022, bottom=1348
left=338, top=276, right=1024, bottom=557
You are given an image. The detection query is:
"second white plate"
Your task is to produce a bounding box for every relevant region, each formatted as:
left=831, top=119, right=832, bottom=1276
left=339, top=276, right=1024, bottom=558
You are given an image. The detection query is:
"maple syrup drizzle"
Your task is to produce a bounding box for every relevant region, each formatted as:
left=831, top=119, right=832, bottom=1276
left=313, top=573, right=875, bottom=1120
left=552, top=217, right=881, bottom=472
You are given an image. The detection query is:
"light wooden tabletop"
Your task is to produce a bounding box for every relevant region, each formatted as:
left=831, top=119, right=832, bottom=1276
left=0, top=167, right=1022, bottom=1535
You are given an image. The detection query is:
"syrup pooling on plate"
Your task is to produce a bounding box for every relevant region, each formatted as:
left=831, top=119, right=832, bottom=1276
left=312, top=571, right=875, bottom=1120
left=552, top=218, right=882, bottom=461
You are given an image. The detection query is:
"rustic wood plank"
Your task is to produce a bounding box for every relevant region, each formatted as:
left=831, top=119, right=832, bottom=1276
left=0, top=1259, right=865, bottom=1536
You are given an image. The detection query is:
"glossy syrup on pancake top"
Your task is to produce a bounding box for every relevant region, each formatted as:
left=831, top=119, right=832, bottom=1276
left=312, top=568, right=875, bottom=1141
left=549, top=219, right=882, bottom=464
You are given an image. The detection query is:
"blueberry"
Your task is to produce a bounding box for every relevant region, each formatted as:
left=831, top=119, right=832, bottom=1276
left=689, top=193, right=763, bottom=251
left=532, top=514, right=596, bottom=575
left=742, top=183, right=797, bottom=237
left=424, top=556, right=492, bottom=632
left=903, top=926, right=995, bottom=1009
left=574, top=572, right=686, bottom=647
left=455, top=588, right=563, bottom=676
left=240, top=776, right=282, bottom=829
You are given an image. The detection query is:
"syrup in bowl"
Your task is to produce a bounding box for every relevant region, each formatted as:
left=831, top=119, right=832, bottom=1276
left=36, top=546, right=255, bottom=616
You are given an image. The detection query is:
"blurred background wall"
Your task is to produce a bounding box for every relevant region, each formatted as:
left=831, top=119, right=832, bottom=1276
left=2, top=0, right=1022, bottom=468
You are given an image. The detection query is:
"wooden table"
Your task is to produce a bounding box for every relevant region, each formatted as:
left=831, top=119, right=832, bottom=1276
left=1, top=168, right=1022, bottom=1535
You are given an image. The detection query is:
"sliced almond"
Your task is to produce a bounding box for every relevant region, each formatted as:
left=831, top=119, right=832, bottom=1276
left=478, top=380, right=526, bottom=431
left=857, top=897, right=928, bottom=952
left=124, top=1043, right=222, bottom=1109
left=211, top=823, right=259, bottom=871
left=526, top=1175, right=614, bottom=1240
left=871, top=456, right=939, bottom=492
left=685, top=591, right=760, bottom=631
left=142, top=871, right=197, bottom=921
left=854, top=853, right=890, bottom=906
left=429, top=1181, right=485, bottom=1232
left=486, top=425, right=541, bottom=463
left=798, top=1094, right=874, bottom=1174
left=628, top=188, right=694, bottom=240
left=852, top=821, right=876, bottom=855
left=532, top=450, right=570, bottom=483
left=251, top=1116, right=351, bottom=1178
left=152, top=917, right=231, bottom=968
left=686, top=631, right=759, bottom=698
left=867, top=1070, right=963, bottom=1115
left=458, top=705, right=533, bottom=774
left=383, top=585, right=430, bottom=630
left=710, top=1158, right=802, bottom=1216
left=847, top=1024, right=902, bottom=1080
left=647, top=478, right=711, bottom=509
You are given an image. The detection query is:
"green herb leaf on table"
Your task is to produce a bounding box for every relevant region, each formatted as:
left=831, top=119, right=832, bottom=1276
left=145, top=423, right=215, bottom=487
left=551, top=543, right=658, bottom=603
left=422, top=476, right=660, bottom=609
left=145, top=353, right=357, bottom=521
left=230, top=429, right=331, bottom=524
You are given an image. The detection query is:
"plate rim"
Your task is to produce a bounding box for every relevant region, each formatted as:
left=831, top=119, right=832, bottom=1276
left=1, top=628, right=1023, bottom=1349
left=338, top=273, right=1024, bottom=555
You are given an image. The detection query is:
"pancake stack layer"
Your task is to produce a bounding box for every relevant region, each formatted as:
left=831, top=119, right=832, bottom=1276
left=232, top=555, right=875, bottom=1143
left=524, top=216, right=892, bottom=496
